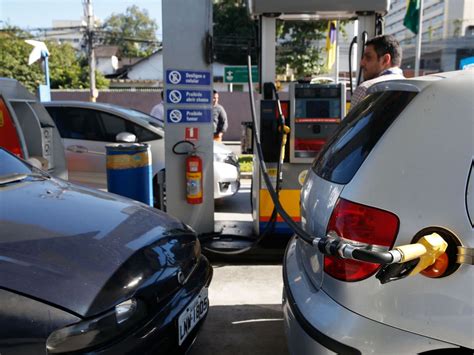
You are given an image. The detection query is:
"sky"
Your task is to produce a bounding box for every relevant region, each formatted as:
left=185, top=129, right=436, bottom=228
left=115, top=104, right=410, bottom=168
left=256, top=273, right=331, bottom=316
left=0, top=0, right=163, bottom=39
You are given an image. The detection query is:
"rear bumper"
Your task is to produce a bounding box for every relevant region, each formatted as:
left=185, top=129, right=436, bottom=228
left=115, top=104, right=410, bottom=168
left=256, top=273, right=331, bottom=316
left=282, top=237, right=457, bottom=355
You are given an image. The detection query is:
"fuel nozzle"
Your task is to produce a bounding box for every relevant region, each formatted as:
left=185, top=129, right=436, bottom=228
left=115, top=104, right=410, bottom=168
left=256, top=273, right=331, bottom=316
left=376, top=233, right=448, bottom=284
left=312, top=231, right=449, bottom=284
left=394, top=233, right=448, bottom=275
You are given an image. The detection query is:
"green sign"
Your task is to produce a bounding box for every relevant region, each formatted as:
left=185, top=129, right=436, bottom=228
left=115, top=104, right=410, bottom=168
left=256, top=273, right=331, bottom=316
left=223, top=66, right=259, bottom=83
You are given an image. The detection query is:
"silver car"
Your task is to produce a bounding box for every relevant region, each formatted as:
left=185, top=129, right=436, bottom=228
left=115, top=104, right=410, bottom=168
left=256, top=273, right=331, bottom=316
left=43, top=101, right=240, bottom=201
left=283, top=70, right=473, bottom=354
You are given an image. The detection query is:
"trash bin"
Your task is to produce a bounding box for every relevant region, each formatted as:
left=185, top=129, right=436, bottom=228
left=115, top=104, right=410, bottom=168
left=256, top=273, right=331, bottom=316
left=106, top=143, right=153, bottom=206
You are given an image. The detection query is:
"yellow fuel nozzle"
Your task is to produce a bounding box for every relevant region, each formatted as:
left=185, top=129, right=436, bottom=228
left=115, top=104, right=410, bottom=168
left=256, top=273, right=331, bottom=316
left=279, top=125, right=291, bottom=160
left=395, top=233, right=448, bottom=276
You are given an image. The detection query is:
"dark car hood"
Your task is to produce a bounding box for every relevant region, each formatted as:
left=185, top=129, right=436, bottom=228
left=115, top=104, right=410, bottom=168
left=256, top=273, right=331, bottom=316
left=0, top=177, right=198, bottom=317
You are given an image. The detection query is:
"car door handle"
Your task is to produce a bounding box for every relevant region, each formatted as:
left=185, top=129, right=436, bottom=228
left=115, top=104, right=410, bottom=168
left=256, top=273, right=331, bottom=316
left=67, top=145, right=89, bottom=153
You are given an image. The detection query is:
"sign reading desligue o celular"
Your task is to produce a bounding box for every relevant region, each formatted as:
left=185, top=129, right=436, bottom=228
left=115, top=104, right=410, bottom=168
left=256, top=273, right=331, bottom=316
left=165, top=69, right=212, bottom=124
left=166, top=69, right=211, bottom=86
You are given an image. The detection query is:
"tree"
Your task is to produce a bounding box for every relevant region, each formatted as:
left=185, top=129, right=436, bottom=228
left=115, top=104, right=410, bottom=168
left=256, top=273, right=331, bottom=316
left=213, top=1, right=258, bottom=64
left=0, top=27, right=45, bottom=92
left=276, top=20, right=329, bottom=78
left=0, top=27, right=108, bottom=92
left=48, top=44, right=109, bottom=89
left=101, top=5, right=159, bottom=57
left=212, top=1, right=330, bottom=76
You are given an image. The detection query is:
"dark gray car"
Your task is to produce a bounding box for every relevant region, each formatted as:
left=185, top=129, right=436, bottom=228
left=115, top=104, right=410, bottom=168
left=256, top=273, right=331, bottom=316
left=0, top=148, right=212, bottom=354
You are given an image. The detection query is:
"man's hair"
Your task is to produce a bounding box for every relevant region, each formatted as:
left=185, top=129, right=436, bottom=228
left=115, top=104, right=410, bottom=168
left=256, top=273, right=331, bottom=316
left=213, top=90, right=217, bottom=94
left=366, top=35, right=402, bottom=67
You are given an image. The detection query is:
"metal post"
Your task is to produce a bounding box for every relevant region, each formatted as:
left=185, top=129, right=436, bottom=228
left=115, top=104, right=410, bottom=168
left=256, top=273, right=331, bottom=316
left=414, top=0, right=424, bottom=77
left=162, top=0, right=214, bottom=234
left=42, top=51, right=50, bottom=88
left=85, top=0, right=97, bottom=102
left=259, top=16, right=276, bottom=89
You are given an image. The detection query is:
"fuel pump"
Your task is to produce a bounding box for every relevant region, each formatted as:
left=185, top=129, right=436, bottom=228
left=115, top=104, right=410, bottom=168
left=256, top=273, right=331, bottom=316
left=289, top=82, right=346, bottom=163
left=252, top=81, right=346, bottom=238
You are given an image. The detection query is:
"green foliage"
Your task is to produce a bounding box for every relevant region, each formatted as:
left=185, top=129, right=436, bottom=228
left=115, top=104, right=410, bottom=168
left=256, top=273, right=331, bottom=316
left=0, top=27, right=109, bottom=92
left=238, top=154, right=253, bottom=173
left=213, top=0, right=258, bottom=65
left=212, top=1, right=330, bottom=76
left=0, top=27, right=45, bottom=92
left=276, top=20, right=329, bottom=78
left=102, top=5, right=159, bottom=57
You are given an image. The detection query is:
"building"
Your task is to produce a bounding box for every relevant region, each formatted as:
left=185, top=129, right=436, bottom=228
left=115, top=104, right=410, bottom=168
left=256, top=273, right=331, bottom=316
left=39, top=20, right=85, bottom=50
left=95, top=45, right=120, bottom=76
left=385, top=0, right=474, bottom=72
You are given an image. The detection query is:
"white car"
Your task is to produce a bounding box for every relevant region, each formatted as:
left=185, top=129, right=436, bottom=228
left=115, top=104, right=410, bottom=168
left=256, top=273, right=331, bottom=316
left=44, top=101, right=240, bottom=202
left=283, top=70, right=473, bottom=354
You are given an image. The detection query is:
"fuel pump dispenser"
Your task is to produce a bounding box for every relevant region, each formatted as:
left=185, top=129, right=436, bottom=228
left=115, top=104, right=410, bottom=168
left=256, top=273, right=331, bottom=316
left=253, top=82, right=346, bottom=237
left=248, top=0, right=388, bottom=242
left=289, top=83, right=346, bottom=163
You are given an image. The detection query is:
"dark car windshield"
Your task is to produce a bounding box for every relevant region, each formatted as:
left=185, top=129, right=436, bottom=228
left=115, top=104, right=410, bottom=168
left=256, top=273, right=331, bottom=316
left=312, top=90, right=417, bottom=184
left=0, top=149, right=33, bottom=177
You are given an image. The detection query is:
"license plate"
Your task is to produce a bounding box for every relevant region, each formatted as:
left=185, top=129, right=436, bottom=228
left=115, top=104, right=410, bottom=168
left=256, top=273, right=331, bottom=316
left=178, top=287, right=209, bottom=345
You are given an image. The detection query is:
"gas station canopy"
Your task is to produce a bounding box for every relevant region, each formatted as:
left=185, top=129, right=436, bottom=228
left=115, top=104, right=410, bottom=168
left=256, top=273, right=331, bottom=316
left=246, top=0, right=391, bottom=19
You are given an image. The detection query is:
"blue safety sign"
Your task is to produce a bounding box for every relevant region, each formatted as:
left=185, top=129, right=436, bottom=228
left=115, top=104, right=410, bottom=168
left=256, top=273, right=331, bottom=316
left=166, top=69, right=211, bottom=86
left=166, top=89, right=211, bottom=105
left=167, top=108, right=211, bottom=124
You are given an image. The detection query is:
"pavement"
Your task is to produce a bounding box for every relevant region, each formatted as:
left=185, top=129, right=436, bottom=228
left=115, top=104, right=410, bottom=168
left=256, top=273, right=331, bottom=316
left=188, top=264, right=288, bottom=355
left=188, top=177, right=290, bottom=355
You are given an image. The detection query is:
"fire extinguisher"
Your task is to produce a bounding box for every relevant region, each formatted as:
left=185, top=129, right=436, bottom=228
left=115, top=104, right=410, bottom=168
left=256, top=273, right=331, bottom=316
left=186, top=150, right=203, bottom=204
left=173, top=140, right=203, bottom=205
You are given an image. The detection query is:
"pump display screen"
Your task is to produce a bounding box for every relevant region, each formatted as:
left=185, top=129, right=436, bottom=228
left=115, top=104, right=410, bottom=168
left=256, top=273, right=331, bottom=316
left=292, top=84, right=344, bottom=160
left=295, top=99, right=341, bottom=120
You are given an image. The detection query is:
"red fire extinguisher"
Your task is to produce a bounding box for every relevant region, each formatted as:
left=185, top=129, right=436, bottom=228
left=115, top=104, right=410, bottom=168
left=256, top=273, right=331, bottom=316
left=186, top=151, right=203, bottom=204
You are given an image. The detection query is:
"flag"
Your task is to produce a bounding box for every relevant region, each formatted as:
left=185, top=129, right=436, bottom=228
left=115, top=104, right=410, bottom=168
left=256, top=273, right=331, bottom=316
left=326, top=21, right=337, bottom=71
left=404, top=0, right=421, bottom=35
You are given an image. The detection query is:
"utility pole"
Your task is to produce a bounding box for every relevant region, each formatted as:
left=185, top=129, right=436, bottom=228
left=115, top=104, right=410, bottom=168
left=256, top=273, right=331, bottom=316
left=84, top=0, right=97, bottom=102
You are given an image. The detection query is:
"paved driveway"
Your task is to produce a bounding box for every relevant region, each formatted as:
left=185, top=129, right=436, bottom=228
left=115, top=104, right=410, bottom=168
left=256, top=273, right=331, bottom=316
left=189, top=264, right=289, bottom=355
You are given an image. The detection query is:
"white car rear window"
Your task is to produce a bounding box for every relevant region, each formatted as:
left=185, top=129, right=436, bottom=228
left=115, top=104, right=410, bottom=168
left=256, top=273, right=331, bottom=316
left=312, top=91, right=417, bottom=184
